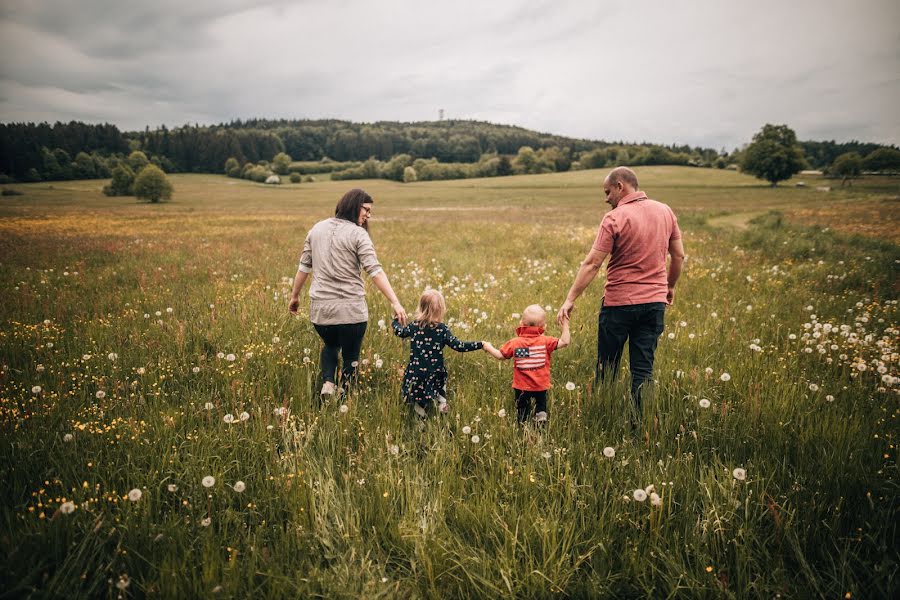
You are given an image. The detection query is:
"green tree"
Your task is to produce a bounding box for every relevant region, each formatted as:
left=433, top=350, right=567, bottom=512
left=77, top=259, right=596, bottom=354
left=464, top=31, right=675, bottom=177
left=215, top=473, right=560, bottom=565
left=224, top=157, right=241, bottom=178
left=272, top=152, right=292, bottom=175
left=740, top=124, right=806, bottom=186
left=383, top=154, right=413, bottom=181
left=132, top=164, right=173, bottom=202
left=829, top=152, right=862, bottom=186
left=72, top=152, right=97, bottom=179
left=402, top=166, right=417, bottom=183
left=862, top=147, right=900, bottom=172
left=102, top=164, right=135, bottom=196
left=513, top=147, right=539, bottom=174
left=290, top=172, right=302, bottom=183
left=128, top=151, right=150, bottom=173
left=496, top=155, right=513, bottom=176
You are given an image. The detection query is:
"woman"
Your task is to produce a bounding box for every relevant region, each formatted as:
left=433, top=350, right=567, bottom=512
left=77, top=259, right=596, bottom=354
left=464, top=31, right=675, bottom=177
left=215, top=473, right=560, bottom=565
left=289, top=188, right=408, bottom=397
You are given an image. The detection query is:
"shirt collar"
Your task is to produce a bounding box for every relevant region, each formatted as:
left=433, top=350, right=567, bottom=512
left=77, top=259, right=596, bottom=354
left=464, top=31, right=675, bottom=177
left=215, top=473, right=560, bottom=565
left=516, top=325, right=545, bottom=336
left=617, top=191, right=648, bottom=207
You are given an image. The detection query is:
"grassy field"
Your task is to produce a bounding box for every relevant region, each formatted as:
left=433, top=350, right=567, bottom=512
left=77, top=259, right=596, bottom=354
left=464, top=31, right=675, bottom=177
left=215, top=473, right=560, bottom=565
left=0, top=167, right=897, bottom=598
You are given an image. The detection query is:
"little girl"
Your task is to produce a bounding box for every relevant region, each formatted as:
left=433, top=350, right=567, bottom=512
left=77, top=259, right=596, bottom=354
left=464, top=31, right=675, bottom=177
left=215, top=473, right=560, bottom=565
left=392, top=289, right=483, bottom=417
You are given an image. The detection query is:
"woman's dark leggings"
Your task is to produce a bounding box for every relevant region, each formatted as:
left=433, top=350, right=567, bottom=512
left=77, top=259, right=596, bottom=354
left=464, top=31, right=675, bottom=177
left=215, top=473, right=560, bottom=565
left=313, top=322, right=367, bottom=390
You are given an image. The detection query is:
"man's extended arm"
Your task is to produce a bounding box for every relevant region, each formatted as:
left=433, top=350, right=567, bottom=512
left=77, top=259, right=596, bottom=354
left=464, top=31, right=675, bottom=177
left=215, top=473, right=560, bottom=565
left=557, top=247, right=609, bottom=326
left=666, top=237, right=685, bottom=305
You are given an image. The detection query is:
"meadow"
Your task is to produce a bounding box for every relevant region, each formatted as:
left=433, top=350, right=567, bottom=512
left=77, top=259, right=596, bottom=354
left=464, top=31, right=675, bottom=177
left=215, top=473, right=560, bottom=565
left=0, top=167, right=897, bottom=598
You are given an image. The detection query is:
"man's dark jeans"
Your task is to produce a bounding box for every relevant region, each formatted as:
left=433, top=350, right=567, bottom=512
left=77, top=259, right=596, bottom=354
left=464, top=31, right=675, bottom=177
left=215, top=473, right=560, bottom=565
left=596, top=302, right=666, bottom=414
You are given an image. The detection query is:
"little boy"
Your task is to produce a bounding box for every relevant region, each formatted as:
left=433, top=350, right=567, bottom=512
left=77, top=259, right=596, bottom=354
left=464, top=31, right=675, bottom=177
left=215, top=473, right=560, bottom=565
left=483, top=305, right=570, bottom=424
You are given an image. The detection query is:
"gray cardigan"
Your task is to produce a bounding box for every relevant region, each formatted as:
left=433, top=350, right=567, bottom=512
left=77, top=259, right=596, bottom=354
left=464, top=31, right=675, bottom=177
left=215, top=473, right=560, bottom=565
left=298, top=218, right=383, bottom=325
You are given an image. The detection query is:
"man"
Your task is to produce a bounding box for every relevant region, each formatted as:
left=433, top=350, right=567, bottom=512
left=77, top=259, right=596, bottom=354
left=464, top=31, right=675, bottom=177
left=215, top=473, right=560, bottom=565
left=557, top=167, right=684, bottom=415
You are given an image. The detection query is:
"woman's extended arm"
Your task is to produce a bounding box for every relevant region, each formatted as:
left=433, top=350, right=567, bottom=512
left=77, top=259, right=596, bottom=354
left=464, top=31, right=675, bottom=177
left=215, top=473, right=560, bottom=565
left=288, top=270, right=309, bottom=314
left=372, top=271, right=408, bottom=326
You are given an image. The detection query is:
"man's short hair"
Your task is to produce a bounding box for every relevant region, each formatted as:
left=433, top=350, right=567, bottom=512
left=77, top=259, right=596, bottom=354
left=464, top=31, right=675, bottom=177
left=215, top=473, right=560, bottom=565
left=607, top=167, right=639, bottom=190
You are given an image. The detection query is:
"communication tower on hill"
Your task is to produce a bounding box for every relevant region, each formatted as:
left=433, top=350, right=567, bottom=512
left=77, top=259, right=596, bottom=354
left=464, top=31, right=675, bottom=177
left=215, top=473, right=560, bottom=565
left=439, top=109, right=444, bottom=121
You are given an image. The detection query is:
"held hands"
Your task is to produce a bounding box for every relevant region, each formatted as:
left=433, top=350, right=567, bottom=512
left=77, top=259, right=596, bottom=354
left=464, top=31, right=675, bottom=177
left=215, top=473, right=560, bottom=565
left=556, top=300, right=574, bottom=326
left=288, top=296, right=301, bottom=315
left=392, top=301, right=408, bottom=326
left=482, top=341, right=504, bottom=360
left=666, top=286, right=675, bottom=306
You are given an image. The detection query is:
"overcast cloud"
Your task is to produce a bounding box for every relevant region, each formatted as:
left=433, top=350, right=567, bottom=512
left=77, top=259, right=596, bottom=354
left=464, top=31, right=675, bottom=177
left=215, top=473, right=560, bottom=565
left=1, top=0, right=898, bottom=149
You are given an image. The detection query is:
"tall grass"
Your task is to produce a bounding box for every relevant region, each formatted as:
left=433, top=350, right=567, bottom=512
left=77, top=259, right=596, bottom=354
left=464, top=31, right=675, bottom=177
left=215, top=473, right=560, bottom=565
left=0, top=169, right=897, bottom=598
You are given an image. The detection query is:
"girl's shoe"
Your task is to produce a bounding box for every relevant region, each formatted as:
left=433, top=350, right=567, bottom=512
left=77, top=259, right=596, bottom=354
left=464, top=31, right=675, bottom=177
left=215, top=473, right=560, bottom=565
left=321, top=381, right=337, bottom=396
left=437, top=395, right=449, bottom=413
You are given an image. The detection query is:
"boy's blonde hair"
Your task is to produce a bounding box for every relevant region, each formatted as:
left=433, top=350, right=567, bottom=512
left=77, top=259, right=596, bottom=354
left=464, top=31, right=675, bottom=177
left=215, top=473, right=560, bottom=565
left=521, top=304, right=546, bottom=326
left=415, top=289, right=447, bottom=325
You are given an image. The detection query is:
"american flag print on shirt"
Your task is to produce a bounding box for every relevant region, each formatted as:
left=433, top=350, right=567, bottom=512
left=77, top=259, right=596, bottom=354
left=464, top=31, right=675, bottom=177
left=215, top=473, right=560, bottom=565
left=514, top=345, right=546, bottom=370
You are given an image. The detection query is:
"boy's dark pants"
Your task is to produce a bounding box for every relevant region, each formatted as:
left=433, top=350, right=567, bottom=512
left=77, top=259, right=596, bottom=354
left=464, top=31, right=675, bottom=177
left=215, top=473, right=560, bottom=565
left=514, top=389, right=548, bottom=422
left=595, top=302, right=666, bottom=413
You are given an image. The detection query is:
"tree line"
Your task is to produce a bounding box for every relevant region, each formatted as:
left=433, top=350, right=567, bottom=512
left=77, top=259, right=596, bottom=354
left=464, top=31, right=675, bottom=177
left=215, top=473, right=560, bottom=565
left=2, top=119, right=898, bottom=185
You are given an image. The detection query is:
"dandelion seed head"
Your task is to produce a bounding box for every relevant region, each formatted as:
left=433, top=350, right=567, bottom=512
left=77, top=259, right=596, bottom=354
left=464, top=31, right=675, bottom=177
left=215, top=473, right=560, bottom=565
left=223, top=414, right=234, bottom=423
left=239, top=411, right=250, bottom=422
left=603, top=447, right=615, bottom=458
left=31, top=385, right=42, bottom=394
left=732, top=468, right=746, bottom=481
left=471, top=435, right=480, bottom=443
left=128, top=488, right=142, bottom=502
left=633, top=489, right=647, bottom=502
left=63, top=433, right=74, bottom=442
left=339, top=404, right=349, bottom=414
left=699, top=398, right=711, bottom=409
left=462, top=426, right=472, bottom=435
left=202, top=476, right=215, bottom=488
left=60, top=501, right=75, bottom=514
left=720, top=373, right=731, bottom=382
left=565, top=381, right=576, bottom=391
left=233, top=481, right=246, bottom=493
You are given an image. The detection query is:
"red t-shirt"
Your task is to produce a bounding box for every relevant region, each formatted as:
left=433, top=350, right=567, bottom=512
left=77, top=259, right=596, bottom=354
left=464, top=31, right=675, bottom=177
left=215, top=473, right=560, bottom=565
left=500, top=325, right=560, bottom=391
left=593, top=191, right=681, bottom=306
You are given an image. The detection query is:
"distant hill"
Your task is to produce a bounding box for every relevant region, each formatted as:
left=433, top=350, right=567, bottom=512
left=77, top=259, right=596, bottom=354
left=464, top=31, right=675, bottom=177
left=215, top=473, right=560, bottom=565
left=1, top=118, right=896, bottom=183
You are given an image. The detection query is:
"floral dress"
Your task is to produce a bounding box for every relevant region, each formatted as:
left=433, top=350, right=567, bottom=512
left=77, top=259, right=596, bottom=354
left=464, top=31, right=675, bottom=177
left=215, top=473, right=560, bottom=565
left=392, top=319, right=482, bottom=406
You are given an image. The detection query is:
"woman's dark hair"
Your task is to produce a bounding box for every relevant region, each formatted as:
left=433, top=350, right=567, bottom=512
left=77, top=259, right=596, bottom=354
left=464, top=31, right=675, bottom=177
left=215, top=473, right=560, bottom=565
left=334, top=188, right=373, bottom=230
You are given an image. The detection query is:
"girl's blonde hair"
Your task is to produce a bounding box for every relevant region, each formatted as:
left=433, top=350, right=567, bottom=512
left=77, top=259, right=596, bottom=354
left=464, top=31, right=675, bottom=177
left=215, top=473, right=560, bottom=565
left=414, top=289, right=446, bottom=325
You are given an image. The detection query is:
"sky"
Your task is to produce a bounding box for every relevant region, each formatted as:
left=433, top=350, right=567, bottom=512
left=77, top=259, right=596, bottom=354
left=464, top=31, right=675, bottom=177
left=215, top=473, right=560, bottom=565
left=1, top=0, right=898, bottom=150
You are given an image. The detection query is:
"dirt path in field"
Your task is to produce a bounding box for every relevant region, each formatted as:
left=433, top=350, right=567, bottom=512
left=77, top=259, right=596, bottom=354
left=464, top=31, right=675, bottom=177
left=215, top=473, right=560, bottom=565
left=707, top=211, right=766, bottom=229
